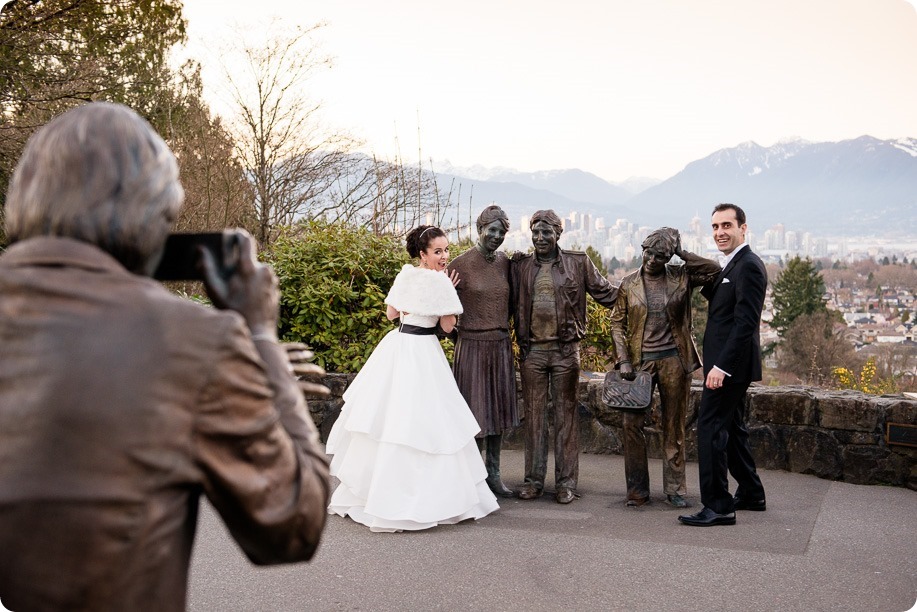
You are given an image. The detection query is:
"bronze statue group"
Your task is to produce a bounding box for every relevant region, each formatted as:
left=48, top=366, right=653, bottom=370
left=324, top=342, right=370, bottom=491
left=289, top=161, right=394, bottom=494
left=327, top=202, right=768, bottom=531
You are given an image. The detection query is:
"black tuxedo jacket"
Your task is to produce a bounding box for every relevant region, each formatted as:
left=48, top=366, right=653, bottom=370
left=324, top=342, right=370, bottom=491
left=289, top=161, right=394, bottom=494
left=700, top=245, right=767, bottom=383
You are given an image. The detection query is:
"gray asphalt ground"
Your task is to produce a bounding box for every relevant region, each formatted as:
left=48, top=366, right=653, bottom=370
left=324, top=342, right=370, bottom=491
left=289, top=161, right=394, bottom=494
left=188, top=449, right=916, bottom=612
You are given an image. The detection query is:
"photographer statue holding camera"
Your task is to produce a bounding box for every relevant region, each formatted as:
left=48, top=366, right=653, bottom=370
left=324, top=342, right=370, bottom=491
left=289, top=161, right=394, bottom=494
left=0, top=102, right=330, bottom=610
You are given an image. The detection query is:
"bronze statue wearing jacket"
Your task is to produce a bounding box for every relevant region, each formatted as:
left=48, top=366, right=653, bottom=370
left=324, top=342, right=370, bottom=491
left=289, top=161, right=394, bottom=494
left=610, top=228, right=720, bottom=508
left=511, top=209, right=618, bottom=504
left=0, top=103, right=330, bottom=611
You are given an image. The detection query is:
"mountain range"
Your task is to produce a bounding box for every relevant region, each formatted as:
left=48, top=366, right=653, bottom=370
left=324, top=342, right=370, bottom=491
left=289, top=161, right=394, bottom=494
left=432, top=136, right=917, bottom=236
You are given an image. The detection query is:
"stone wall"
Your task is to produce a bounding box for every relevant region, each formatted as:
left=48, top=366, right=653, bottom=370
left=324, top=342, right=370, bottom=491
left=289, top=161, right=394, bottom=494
left=307, top=373, right=917, bottom=490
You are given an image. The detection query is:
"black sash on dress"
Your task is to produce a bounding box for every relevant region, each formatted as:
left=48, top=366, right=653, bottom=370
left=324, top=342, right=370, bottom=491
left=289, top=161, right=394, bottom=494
left=398, top=323, right=437, bottom=336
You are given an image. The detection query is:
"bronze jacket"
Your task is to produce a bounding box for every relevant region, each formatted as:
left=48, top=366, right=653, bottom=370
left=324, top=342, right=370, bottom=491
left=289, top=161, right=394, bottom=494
left=609, top=250, right=721, bottom=373
left=0, top=237, right=330, bottom=612
left=512, top=249, right=618, bottom=358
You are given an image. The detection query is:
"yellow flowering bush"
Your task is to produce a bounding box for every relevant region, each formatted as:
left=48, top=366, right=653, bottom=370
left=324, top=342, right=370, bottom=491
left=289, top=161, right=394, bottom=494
left=833, top=357, right=897, bottom=395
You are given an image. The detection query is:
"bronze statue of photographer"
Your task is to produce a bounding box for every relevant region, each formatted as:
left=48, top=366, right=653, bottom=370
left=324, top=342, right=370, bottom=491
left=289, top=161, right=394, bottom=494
left=0, top=102, right=329, bottom=609
left=609, top=227, right=720, bottom=508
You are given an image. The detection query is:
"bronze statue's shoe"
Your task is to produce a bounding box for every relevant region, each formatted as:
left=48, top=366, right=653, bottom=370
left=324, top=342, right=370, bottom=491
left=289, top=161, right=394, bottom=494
left=486, top=475, right=515, bottom=498
left=666, top=494, right=689, bottom=508
left=516, top=484, right=543, bottom=500
left=555, top=487, right=576, bottom=504
left=625, top=497, right=649, bottom=508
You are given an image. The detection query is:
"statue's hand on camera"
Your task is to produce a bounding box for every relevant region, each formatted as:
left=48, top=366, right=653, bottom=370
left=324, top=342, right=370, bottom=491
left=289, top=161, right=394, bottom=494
left=283, top=342, right=330, bottom=399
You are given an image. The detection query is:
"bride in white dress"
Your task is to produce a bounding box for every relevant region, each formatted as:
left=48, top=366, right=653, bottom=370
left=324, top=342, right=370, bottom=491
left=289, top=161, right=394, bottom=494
left=326, top=225, right=499, bottom=532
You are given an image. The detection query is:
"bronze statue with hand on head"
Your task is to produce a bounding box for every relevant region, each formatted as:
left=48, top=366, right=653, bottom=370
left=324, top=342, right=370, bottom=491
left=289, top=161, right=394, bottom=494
left=610, top=227, right=720, bottom=509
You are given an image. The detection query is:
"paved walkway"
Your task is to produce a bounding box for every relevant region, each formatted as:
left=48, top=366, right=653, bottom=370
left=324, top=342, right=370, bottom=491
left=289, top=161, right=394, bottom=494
left=188, top=450, right=916, bottom=611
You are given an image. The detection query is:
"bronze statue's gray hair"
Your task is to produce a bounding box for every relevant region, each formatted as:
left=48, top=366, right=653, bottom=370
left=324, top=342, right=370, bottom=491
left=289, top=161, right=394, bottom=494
left=529, top=209, right=563, bottom=237
left=5, top=102, right=184, bottom=274
left=476, top=205, right=510, bottom=233
left=641, top=227, right=679, bottom=259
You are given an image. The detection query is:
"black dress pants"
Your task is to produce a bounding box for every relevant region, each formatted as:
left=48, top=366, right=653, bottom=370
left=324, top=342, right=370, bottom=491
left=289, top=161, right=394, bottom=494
left=696, top=378, right=765, bottom=514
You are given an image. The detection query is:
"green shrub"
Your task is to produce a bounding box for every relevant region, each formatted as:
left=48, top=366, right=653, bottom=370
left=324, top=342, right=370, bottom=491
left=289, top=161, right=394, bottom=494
left=266, top=221, right=408, bottom=372
left=581, top=296, right=616, bottom=372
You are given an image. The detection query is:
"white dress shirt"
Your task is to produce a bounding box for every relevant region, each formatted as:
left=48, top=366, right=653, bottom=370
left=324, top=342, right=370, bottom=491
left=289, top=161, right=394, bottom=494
left=712, top=242, right=748, bottom=377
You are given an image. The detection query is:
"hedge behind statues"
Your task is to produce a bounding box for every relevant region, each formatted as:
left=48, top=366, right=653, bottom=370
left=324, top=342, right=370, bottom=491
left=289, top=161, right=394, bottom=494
left=267, top=221, right=408, bottom=372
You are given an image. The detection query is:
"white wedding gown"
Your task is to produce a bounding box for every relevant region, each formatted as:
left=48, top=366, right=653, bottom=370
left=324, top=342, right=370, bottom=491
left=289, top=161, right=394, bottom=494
left=326, top=312, right=499, bottom=532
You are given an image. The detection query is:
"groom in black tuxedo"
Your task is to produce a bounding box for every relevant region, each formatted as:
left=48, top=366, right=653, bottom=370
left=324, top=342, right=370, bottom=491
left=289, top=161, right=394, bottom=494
left=679, top=203, right=767, bottom=527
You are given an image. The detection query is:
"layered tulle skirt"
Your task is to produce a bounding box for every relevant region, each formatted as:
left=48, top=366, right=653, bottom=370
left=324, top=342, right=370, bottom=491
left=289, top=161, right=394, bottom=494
left=326, top=328, right=499, bottom=532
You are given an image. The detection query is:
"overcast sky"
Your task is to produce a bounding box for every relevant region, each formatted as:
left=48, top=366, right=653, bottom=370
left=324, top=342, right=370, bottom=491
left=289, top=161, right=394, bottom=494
left=180, top=0, right=917, bottom=183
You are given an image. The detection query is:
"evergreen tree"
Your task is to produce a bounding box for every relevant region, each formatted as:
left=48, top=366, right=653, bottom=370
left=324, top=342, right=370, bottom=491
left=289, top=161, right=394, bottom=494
left=771, top=256, right=828, bottom=336
left=0, top=0, right=187, bottom=239
left=585, top=245, right=608, bottom=276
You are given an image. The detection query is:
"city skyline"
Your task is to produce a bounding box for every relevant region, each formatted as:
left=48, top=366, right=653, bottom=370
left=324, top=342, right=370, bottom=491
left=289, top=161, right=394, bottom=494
left=491, top=210, right=917, bottom=265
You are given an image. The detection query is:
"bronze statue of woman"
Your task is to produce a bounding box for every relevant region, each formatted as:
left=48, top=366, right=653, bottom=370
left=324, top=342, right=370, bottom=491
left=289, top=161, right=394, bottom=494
left=448, top=205, right=520, bottom=497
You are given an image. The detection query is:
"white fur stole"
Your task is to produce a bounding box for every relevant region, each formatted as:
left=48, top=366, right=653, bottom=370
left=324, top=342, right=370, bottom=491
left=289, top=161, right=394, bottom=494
left=384, top=264, right=463, bottom=316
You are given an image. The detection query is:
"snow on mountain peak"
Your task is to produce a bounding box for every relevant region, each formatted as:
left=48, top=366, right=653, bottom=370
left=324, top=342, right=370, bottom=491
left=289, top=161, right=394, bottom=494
left=892, top=138, right=917, bottom=157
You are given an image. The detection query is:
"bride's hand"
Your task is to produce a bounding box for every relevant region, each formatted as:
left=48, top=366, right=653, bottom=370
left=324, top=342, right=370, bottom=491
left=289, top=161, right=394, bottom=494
left=448, top=269, right=460, bottom=287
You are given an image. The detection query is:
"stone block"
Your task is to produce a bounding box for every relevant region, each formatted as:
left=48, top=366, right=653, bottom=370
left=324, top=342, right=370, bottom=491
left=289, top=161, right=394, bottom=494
left=876, top=398, right=917, bottom=426
left=748, top=425, right=785, bottom=470
left=589, top=391, right=625, bottom=430
left=321, top=373, right=353, bottom=397
left=842, top=445, right=907, bottom=486
left=747, top=387, right=815, bottom=425
left=582, top=419, right=622, bottom=455
left=502, top=424, right=525, bottom=450
left=817, top=391, right=879, bottom=432
left=576, top=376, right=595, bottom=407
left=833, top=430, right=882, bottom=446
left=315, top=398, right=345, bottom=442
left=786, top=428, right=842, bottom=480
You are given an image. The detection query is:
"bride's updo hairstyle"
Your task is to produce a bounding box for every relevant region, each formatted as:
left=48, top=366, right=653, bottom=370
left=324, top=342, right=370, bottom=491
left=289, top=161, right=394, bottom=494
left=405, top=225, right=446, bottom=258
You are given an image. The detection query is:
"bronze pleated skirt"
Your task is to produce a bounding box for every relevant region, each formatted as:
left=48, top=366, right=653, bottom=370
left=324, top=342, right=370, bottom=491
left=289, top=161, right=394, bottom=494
left=453, top=331, right=520, bottom=436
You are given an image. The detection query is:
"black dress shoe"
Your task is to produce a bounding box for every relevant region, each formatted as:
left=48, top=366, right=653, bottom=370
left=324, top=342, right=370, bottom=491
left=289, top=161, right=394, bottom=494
left=733, top=495, right=766, bottom=511
left=678, top=507, right=736, bottom=526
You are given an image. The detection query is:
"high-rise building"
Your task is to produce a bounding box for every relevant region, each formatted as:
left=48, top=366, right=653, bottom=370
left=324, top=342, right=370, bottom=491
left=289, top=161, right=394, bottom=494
left=774, top=223, right=786, bottom=249
left=690, top=213, right=702, bottom=236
